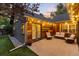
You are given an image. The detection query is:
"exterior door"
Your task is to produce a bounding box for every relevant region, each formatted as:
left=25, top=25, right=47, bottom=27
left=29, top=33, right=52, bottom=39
left=32, top=24, right=37, bottom=39
left=37, top=24, right=41, bottom=39
left=32, top=24, right=41, bottom=40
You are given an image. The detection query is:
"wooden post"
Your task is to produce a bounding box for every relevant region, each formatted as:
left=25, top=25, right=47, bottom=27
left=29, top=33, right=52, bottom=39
left=76, top=21, right=79, bottom=50
left=24, top=22, right=27, bottom=44
left=24, top=17, right=32, bottom=46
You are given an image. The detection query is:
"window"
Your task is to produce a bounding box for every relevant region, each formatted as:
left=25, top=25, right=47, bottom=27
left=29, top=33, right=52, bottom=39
left=61, top=23, right=68, bottom=32
left=69, top=24, right=76, bottom=34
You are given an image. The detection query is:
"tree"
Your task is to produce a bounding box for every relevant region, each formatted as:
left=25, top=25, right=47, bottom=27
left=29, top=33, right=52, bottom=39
left=72, top=3, right=79, bottom=49
left=55, top=3, right=67, bottom=15
left=50, top=12, right=56, bottom=18
left=40, top=13, right=44, bottom=16
left=0, top=3, right=40, bottom=36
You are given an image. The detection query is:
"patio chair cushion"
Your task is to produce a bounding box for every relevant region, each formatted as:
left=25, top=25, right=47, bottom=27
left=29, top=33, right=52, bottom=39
left=60, top=32, right=65, bottom=37
left=46, top=32, right=52, bottom=37
left=65, top=34, right=75, bottom=40
left=70, top=34, right=75, bottom=39
left=46, top=32, right=52, bottom=39
left=55, top=32, right=60, bottom=36
left=55, top=32, right=65, bottom=38
left=65, top=34, right=75, bottom=43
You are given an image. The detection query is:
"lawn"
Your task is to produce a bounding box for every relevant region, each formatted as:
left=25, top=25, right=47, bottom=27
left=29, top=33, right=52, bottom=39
left=0, top=35, right=37, bottom=56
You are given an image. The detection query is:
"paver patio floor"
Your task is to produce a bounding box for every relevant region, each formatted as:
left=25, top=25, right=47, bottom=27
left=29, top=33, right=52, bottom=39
left=28, top=38, right=79, bottom=56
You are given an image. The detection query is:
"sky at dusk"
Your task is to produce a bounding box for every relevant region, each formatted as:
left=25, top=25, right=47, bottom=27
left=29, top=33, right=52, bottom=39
left=38, top=3, right=59, bottom=17
left=39, top=3, right=59, bottom=14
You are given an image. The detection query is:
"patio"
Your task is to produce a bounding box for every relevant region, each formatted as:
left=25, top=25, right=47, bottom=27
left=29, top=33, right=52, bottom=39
left=28, top=37, right=79, bottom=56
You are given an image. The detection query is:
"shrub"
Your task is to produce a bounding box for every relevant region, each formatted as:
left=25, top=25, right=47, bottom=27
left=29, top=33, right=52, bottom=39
left=4, top=24, right=13, bottom=34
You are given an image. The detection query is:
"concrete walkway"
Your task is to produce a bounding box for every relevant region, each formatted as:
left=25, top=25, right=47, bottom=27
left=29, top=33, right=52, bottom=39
left=8, top=35, right=22, bottom=47
left=28, top=38, right=79, bottom=56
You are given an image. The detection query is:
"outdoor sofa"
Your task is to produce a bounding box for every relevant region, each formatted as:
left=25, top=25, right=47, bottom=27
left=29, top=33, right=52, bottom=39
left=54, top=32, right=65, bottom=39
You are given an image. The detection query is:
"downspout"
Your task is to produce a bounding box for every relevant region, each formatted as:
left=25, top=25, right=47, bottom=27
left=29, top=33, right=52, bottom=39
left=23, top=16, right=28, bottom=46
left=24, top=19, right=27, bottom=45
left=68, top=24, right=69, bottom=33
left=59, top=24, right=61, bottom=32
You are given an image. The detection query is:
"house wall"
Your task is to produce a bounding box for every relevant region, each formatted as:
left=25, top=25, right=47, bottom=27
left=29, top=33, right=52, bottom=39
left=24, top=16, right=54, bottom=44
left=57, top=21, right=77, bottom=34
left=24, top=16, right=42, bottom=44
left=24, top=16, right=77, bottom=44
left=41, top=24, right=53, bottom=38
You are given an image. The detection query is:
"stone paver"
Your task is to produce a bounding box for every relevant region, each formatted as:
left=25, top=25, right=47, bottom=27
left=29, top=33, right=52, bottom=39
left=28, top=38, right=79, bottom=56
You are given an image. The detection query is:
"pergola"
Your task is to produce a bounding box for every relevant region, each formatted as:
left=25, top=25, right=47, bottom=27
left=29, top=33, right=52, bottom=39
left=66, top=3, right=79, bottom=47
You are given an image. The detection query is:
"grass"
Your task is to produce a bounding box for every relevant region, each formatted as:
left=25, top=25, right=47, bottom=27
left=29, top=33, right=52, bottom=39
left=0, top=35, right=37, bottom=56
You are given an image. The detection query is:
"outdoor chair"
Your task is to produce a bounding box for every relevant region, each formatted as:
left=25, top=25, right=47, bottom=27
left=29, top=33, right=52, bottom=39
left=46, top=32, right=52, bottom=40
left=65, top=34, right=76, bottom=43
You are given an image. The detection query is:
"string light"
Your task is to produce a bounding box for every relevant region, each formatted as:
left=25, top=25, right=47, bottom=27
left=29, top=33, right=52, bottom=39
left=37, top=20, right=40, bottom=23
left=65, top=22, right=68, bottom=25
left=71, top=3, right=74, bottom=5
